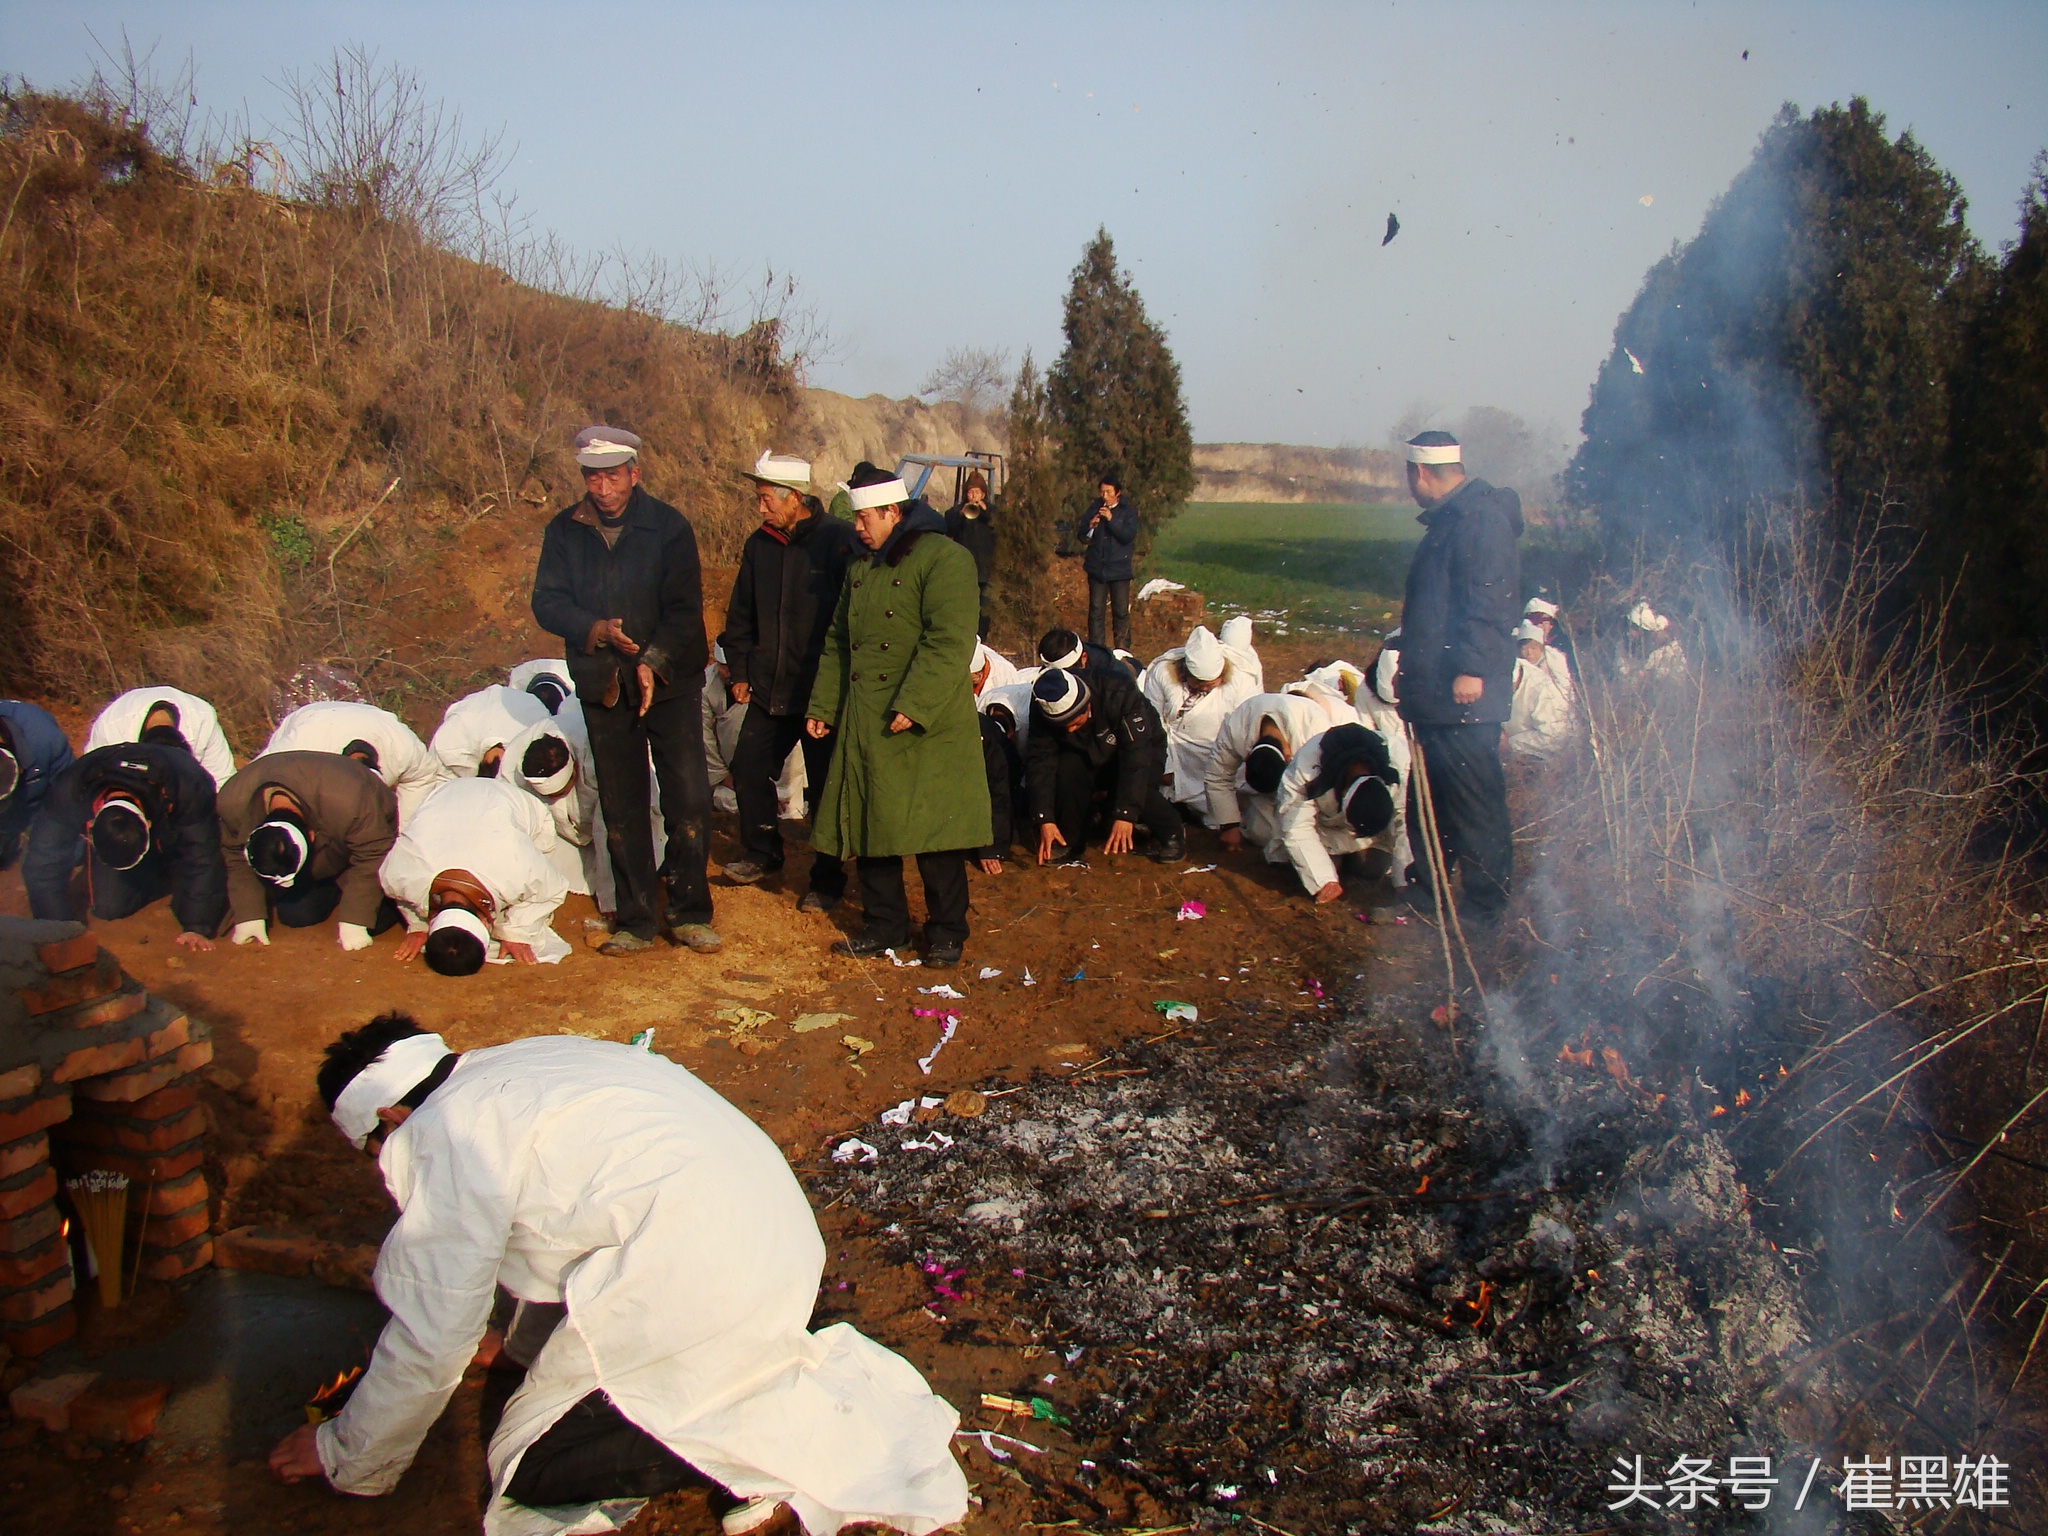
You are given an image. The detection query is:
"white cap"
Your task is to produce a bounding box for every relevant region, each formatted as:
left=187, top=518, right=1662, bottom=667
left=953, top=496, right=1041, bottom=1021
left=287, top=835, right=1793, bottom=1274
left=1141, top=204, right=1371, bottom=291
left=1220, top=615, right=1254, bottom=650
left=575, top=424, right=641, bottom=468
left=1524, top=597, right=1560, bottom=619
left=748, top=451, right=811, bottom=491
left=1628, top=600, right=1671, bottom=634
left=1513, top=621, right=1547, bottom=644
left=970, top=640, right=993, bottom=675
left=331, top=1030, right=451, bottom=1150
left=1183, top=626, right=1225, bottom=682
left=847, top=478, right=910, bottom=512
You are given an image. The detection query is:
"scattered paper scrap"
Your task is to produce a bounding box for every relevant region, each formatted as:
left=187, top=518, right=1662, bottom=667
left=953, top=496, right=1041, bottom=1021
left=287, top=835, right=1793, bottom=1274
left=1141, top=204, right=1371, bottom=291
left=1304, top=978, right=1325, bottom=1000
left=918, top=983, right=966, bottom=999
left=901, top=1130, right=955, bottom=1152
left=629, top=1027, right=656, bottom=1051
left=841, top=1033, right=875, bottom=1056
left=1066, top=966, right=1086, bottom=981
left=978, top=967, right=1002, bottom=980
left=1177, top=901, right=1207, bottom=921
left=918, top=1013, right=959, bottom=1074
left=1183, top=864, right=1218, bottom=874
left=714, top=1004, right=775, bottom=1031
left=1156, top=947, right=1179, bottom=959
left=831, top=1138, right=878, bottom=1165
left=884, top=948, right=921, bottom=967
left=1022, top=968, right=1036, bottom=987
left=954, top=1428, right=1045, bottom=1460
left=881, top=1099, right=917, bottom=1126
left=982, top=1393, right=1033, bottom=1415
left=791, top=1012, right=852, bottom=1034
left=1048, top=1042, right=1088, bottom=1057
left=1153, top=1001, right=1197, bottom=1023
left=1029, top=1397, right=1073, bottom=1427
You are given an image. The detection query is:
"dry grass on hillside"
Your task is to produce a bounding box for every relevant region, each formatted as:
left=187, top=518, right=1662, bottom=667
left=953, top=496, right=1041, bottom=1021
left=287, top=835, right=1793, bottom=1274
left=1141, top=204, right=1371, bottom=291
left=0, top=86, right=796, bottom=734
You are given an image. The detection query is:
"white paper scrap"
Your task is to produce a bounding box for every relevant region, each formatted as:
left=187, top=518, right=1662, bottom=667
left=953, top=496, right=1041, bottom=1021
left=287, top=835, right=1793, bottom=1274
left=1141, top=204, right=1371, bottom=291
left=831, top=1138, right=878, bottom=1165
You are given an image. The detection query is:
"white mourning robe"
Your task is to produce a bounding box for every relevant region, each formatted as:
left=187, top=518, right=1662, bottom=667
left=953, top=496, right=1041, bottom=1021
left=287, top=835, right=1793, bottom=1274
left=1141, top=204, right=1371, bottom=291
left=1140, top=652, right=1262, bottom=817
left=264, top=701, right=451, bottom=821
left=1352, top=691, right=1413, bottom=886
left=977, top=680, right=1034, bottom=751
left=1539, top=644, right=1576, bottom=702
left=1203, top=688, right=1355, bottom=846
left=1506, top=657, right=1573, bottom=760
left=702, top=666, right=806, bottom=820
left=316, top=1036, right=969, bottom=1536
left=1218, top=617, right=1264, bottom=692
left=431, top=686, right=555, bottom=778
left=378, top=777, right=570, bottom=962
left=84, top=686, right=236, bottom=787
left=1273, top=726, right=1401, bottom=895
left=503, top=714, right=605, bottom=903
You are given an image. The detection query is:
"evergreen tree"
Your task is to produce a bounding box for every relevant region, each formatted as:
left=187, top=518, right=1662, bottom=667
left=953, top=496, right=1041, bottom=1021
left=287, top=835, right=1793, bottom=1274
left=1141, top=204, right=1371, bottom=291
left=1567, top=99, right=1983, bottom=551
left=1939, top=158, right=2048, bottom=657
left=1046, top=229, right=1195, bottom=558
left=990, top=349, right=1059, bottom=633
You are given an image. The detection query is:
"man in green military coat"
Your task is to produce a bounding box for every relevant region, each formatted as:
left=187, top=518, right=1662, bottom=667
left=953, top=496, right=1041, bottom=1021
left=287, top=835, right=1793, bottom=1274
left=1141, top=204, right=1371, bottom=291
left=805, top=466, right=991, bottom=967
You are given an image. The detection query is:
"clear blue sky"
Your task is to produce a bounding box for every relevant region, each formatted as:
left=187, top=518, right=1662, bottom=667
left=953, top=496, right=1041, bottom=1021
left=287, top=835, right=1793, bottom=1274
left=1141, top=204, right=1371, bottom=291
left=5, top=1, right=2045, bottom=450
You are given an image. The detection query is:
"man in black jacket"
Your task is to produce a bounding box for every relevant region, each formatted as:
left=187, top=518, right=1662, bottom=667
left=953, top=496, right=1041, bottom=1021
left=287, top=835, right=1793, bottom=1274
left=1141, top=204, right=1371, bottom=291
left=530, top=426, right=718, bottom=956
left=943, top=471, right=997, bottom=638
left=1394, top=431, right=1523, bottom=919
left=1078, top=472, right=1138, bottom=650
left=1026, top=665, right=1183, bottom=865
left=719, top=452, right=863, bottom=910
left=23, top=728, right=228, bottom=949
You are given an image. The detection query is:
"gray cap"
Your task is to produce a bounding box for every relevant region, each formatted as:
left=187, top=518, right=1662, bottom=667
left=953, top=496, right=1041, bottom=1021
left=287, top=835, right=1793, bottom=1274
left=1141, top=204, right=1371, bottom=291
left=575, top=424, right=642, bottom=469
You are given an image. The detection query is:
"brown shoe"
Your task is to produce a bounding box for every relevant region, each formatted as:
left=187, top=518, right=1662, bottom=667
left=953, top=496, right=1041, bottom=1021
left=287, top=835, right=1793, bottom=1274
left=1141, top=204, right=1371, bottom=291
left=598, top=931, right=659, bottom=957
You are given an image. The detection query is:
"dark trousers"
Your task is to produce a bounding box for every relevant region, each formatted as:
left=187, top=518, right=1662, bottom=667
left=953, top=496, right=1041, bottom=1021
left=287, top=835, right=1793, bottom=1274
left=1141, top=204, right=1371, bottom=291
left=731, top=708, right=845, bottom=898
left=856, top=850, right=970, bottom=947
left=1088, top=578, right=1131, bottom=649
left=270, top=875, right=403, bottom=933
left=502, top=1390, right=738, bottom=1512
left=1408, top=722, right=1513, bottom=915
left=1048, top=751, right=1179, bottom=852
left=977, top=582, right=991, bottom=640
left=584, top=687, right=714, bottom=939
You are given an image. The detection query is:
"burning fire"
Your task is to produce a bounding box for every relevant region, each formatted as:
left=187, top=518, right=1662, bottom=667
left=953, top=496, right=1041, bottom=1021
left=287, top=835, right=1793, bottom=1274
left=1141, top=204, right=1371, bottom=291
left=305, top=1365, right=364, bottom=1426
left=1441, top=1281, right=1496, bottom=1331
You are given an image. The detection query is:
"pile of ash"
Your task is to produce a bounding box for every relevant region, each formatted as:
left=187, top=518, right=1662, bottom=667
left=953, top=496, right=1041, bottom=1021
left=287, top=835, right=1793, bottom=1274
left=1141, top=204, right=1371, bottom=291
left=824, top=993, right=1839, bottom=1534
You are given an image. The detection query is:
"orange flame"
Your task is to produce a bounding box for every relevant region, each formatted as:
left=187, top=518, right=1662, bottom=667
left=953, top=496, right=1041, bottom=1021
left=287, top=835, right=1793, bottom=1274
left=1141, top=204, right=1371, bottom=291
left=1413, top=1174, right=1430, bottom=1195
left=1734, top=1089, right=1752, bottom=1108
left=1711, top=1105, right=1728, bottom=1117
left=1558, top=1042, right=1595, bottom=1068
left=310, top=1366, right=362, bottom=1404
left=1601, top=1047, right=1631, bottom=1084
left=1472, top=1281, right=1495, bottom=1328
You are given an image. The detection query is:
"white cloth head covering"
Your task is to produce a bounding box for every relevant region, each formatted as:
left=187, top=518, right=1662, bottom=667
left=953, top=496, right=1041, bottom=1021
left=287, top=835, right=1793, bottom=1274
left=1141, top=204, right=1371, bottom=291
left=1513, top=620, right=1547, bottom=644
left=1219, top=615, right=1254, bottom=650
left=1032, top=667, right=1088, bottom=723
left=847, top=478, right=910, bottom=512
left=1183, top=626, right=1226, bottom=682
left=253, top=820, right=311, bottom=885
left=331, top=1030, right=451, bottom=1150
left=575, top=425, right=641, bottom=468
left=970, top=640, right=993, bottom=675
left=748, top=451, right=811, bottom=491
left=1298, top=660, right=1365, bottom=703
left=1042, top=636, right=1086, bottom=670
left=515, top=725, right=577, bottom=797
left=1524, top=597, right=1560, bottom=619
left=1628, top=600, right=1671, bottom=633
left=1405, top=436, right=1462, bottom=465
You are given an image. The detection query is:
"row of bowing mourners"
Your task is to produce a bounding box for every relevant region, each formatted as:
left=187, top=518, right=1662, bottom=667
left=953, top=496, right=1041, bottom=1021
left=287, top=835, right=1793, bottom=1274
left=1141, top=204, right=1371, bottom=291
left=0, top=426, right=1599, bottom=978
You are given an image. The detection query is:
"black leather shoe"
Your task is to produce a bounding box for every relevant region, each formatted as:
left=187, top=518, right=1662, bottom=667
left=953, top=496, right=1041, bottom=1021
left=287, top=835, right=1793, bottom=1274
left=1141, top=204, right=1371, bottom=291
left=923, top=942, right=963, bottom=969
left=830, top=933, right=899, bottom=959
left=1146, top=833, right=1187, bottom=863
left=797, top=890, right=839, bottom=914
left=721, top=859, right=780, bottom=885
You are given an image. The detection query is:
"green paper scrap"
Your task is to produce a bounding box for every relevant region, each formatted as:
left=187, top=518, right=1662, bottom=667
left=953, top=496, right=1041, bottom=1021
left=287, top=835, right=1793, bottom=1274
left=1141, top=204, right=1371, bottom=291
left=1152, top=1001, right=1198, bottom=1023
left=1029, top=1397, right=1072, bottom=1427
left=791, top=1012, right=853, bottom=1034
left=629, top=1027, right=656, bottom=1050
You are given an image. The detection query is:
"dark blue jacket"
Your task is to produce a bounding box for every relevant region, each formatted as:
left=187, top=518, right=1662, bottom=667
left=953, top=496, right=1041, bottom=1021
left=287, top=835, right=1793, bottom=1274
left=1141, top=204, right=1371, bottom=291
left=0, top=700, right=74, bottom=860
left=1396, top=477, right=1524, bottom=727
left=530, top=487, right=707, bottom=708
left=1079, top=496, right=1139, bottom=582
left=24, top=742, right=228, bottom=934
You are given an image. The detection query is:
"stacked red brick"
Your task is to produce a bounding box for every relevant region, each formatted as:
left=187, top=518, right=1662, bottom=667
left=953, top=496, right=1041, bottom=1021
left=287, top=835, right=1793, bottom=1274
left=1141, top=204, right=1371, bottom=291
left=0, top=918, right=215, bottom=1355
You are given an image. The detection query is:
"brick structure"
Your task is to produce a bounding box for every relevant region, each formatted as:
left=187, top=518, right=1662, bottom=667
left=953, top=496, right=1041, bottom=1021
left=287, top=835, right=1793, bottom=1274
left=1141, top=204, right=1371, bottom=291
left=0, top=917, right=216, bottom=1355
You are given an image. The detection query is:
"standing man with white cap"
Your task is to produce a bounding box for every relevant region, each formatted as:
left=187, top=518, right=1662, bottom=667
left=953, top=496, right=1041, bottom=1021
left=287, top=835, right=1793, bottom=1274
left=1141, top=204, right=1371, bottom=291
left=1395, top=430, right=1523, bottom=921
left=718, top=452, right=863, bottom=911
left=531, top=425, right=719, bottom=956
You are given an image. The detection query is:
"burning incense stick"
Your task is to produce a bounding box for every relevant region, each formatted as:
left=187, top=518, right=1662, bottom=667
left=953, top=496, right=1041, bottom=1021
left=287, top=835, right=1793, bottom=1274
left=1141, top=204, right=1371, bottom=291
left=64, top=1171, right=129, bottom=1308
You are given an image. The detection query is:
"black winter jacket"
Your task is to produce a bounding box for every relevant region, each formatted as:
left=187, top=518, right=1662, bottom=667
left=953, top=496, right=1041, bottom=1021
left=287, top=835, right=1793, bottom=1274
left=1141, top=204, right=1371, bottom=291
left=1396, top=477, right=1524, bottom=726
left=530, top=487, right=707, bottom=707
left=943, top=506, right=998, bottom=588
left=977, top=713, right=1025, bottom=859
left=1027, top=664, right=1167, bottom=825
left=1079, top=496, right=1138, bottom=582
left=722, top=510, right=864, bottom=717
left=24, top=743, right=228, bottom=935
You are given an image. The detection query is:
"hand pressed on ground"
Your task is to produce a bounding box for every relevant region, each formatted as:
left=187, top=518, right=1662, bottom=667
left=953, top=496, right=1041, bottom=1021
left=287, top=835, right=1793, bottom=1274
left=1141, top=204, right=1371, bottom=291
left=269, top=1424, right=325, bottom=1484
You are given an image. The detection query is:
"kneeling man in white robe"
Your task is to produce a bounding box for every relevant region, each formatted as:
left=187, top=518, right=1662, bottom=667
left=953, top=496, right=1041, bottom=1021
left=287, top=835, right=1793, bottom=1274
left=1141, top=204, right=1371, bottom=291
left=380, top=777, right=571, bottom=971
left=269, top=1015, right=969, bottom=1536
left=1274, top=723, right=1402, bottom=903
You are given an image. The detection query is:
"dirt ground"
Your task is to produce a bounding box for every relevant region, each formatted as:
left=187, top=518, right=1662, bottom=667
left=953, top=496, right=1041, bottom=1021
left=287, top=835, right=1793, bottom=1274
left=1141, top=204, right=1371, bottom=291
left=2, top=628, right=1412, bottom=1536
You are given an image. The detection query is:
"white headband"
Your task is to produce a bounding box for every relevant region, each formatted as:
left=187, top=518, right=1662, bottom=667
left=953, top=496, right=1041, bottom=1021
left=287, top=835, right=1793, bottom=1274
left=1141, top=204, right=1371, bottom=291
left=521, top=736, right=576, bottom=797
left=429, top=906, right=492, bottom=947
left=847, top=479, right=910, bottom=512
left=255, top=821, right=311, bottom=886
left=1405, top=442, right=1462, bottom=465
left=332, top=1031, right=451, bottom=1150
left=1044, top=640, right=1085, bottom=670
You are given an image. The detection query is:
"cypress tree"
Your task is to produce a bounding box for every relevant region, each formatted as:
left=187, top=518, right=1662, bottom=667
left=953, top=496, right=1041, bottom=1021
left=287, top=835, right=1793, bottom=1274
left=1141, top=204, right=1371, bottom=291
left=1567, top=99, right=1983, bottom=553
left=990, top=349, right=1059, bottom=633
left=1046, top=228, right=1196, bottom=559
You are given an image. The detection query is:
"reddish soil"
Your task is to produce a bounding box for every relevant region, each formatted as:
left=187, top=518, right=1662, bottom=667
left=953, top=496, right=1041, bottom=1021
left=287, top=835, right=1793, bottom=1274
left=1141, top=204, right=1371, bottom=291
left=1, top=623, right=1410, bottom=1536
